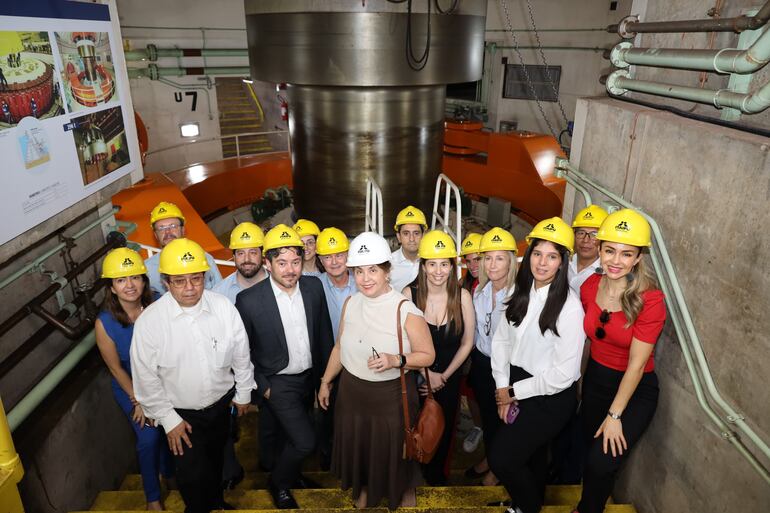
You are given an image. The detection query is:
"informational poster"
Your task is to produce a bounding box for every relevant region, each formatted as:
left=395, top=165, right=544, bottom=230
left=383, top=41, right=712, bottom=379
left=0, top=1, right=138, bottom=245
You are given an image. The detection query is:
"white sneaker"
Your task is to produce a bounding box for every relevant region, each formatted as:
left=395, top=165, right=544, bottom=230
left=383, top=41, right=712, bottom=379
left=463, top=426, right=483, bottom=453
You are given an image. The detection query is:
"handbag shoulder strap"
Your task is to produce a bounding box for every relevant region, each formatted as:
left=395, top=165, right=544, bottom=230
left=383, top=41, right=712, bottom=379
left=397, top=299, right=411, bottom=429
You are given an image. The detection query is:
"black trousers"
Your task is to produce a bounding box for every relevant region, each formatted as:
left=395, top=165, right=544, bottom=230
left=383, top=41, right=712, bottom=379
left=577, top=359, right=658, bottom=513
left=259, top=371, right=316, bottom=489
left=468, top=348, right=502, bottom=456
left=174, top=390, right=233, bottom=513
left=488, top=366, right=577, bottom=513
left=421, top=372, right=461, bottom=485
left=222, top=408, right=243, bottom=481
left=316, top=376, right=338, bottom=470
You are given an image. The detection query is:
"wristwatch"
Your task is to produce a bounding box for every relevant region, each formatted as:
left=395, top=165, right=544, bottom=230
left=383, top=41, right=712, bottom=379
left=398, top=353, right=407, bottom=368
left=507, top=386, right=516, bottom=399
left=607, top=410, right=622, bottom=420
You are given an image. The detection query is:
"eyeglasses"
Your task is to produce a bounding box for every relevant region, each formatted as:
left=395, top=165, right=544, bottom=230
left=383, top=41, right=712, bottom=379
left=167, top=274, right=204, bottom=288
left=155, top=223, right=181, bottom=233
left=595, top=309, right=611, bottom=339
left=483, top=312, right=492, bottom=336
left=575, top=230, right=598, bottom=240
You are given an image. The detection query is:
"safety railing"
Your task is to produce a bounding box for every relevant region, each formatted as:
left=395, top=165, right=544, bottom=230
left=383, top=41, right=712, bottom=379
left=364, top=177, right=384, bottom=236
left=134, top=242, right=235, bottom=268
left=145, top=129, right=290, bottom=161
left=554, top=157, right=770, bottom=486
left=431, top=173, right=463, bottom=279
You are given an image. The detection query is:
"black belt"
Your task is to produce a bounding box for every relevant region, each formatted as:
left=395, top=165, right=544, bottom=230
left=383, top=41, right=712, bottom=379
left=179, top=387, right=235, bottom=413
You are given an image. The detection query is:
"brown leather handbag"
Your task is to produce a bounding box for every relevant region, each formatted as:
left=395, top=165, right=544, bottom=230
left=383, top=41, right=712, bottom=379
left=396, top=300, right=445, bottom=463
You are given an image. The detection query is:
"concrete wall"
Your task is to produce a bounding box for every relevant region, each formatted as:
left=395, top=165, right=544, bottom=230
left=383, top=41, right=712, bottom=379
left=570, top=96, right=770, bottom=513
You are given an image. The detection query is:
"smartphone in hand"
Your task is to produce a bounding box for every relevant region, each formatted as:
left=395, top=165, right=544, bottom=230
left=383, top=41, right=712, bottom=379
left=505, top=404, right=520, bottom=425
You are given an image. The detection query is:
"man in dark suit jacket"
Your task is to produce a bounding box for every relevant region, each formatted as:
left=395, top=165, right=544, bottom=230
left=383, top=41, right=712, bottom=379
left=235, top=224, right=334, bottom=509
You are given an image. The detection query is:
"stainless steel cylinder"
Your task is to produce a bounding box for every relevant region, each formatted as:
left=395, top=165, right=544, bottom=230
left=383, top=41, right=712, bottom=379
left=288, top=85, right=446, bottom=235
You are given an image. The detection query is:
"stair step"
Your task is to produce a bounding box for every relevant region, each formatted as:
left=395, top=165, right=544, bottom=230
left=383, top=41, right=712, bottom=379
left=82, top=508, right=635, bottom=513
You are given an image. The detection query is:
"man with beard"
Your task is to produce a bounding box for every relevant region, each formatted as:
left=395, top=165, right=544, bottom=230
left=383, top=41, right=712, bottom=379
left=212, top=222, right=267, bottom=489
left=389, top=205, right=428, bottom=292
left=568, top=204, right=609, bottom=295
left=235, top=225, right=334, bottom=509
left=145, top=201, right=222, bottom=295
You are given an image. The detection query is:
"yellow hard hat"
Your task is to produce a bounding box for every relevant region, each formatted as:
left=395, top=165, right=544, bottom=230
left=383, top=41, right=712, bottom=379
left=229, top=222, right=265, bottom=250
left=526, top=217, right=575, bottom=254
left=158, top=238, right=210, bottom=275
left=150, top=201, right=185, bottom=225
left=479, top=227, right=517, bottom=253
left=418, top=230, right=458, bottom=259
left=596, top=208, right=652, bottom=247
left=317, top=227, right=350, bottom=256
left=459, top=233, right=483, bottom=256
left=394, top=205, right=428, bottom=231
left=263, top=224, right=304, bottom=252
left=101, top=248, right=147, bottom=279
left=572, top=204, right=609, bottom=229
left=293, top=219, right=320, bottom=237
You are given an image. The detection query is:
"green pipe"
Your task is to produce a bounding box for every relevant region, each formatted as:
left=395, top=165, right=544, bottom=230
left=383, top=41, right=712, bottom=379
left=0, top=207, right=119, bottom=291
left=7, top=331, right=96, bottom=432
left=488, top=44, right=606, bottom=52
left=610, top=26, right=770, bottom=74
left=128, top=65, right=250, bottom=79
left=606, top=70, right=770, bottom=114
left=485, top=28, right=607, bottom=32
left=124, top=45, right=249, bottom=62
left=555, top=158, right=770, bottom=465
left=121, top=25, right=245, bottom=31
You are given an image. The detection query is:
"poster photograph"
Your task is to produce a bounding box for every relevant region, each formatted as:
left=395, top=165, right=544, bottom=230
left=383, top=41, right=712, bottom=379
left=56, top=31, right=118, bottom=112
left=70, top=105, right=129, bottom=185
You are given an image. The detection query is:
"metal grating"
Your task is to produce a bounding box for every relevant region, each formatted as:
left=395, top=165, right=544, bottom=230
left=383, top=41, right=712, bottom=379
left=502, top=64, right=561, bottom=102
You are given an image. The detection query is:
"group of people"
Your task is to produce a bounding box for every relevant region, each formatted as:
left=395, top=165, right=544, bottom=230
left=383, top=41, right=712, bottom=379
left=95, top=200, right=666, bottom=513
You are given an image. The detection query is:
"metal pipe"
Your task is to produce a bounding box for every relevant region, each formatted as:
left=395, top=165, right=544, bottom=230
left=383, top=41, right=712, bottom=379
left=489, top=44, right=607, bottom=52
left=610, top=24, right=770, bottom=74
left=128, top=65, right=250, bottom=79
left=124, top=45, right=249, bottom=62
left=7, top=331, right=96, bottom=432
left=608, top=2, right=770, bottom=36
left=486, top=27, right=607, bottom=32
left=555, top=158, right=770, bottom=465
left=30, top=304, right=96, bottom=340
left=0, top=207, right=119, bottom=291
left=606, top=70, right=770, bottom=114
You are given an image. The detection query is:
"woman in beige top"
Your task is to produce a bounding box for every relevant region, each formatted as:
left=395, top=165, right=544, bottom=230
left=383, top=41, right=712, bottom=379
left=318, top=231, right=434, bottom=509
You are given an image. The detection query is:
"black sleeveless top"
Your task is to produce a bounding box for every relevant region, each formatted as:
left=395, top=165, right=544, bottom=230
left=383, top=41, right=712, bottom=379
left=409, top=284, right=463, bottom=374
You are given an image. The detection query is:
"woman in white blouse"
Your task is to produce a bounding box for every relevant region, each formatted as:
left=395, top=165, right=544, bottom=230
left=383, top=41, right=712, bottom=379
left=488, top=217, right=586, bottom=513
left=318, top=232, right=434, bottom=509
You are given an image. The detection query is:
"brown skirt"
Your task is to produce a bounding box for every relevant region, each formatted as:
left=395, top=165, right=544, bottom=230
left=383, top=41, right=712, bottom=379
left=332, top=368, right=422, bottom=509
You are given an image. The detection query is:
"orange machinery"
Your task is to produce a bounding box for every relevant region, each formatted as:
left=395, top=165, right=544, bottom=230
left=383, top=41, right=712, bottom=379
left=113, top=117, right=565, bottom=272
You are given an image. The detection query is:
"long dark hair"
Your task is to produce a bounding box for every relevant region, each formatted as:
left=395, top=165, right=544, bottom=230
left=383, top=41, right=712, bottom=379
left=100, top=275, right=154, bottom=327
left=413, top=259, right=463, bottom=335
left=505, top=239, right=571, bottom=336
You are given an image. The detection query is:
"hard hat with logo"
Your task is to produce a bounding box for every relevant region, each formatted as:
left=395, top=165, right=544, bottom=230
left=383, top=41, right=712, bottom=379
left=229, top=222, right=265, bottom=250
left=459, top=233, right=483, bottom=256
left=150, top=201, right=186, bottom=225
left=479, top=227, right=517, bottom=253
left=393, top=205, right=428, bottom=231
left=317, top=227, right=350, bottom=256
left=263, top=224, right=304, bottom=252
left=101, top=248, right=147, bottom=279
left=596, top=208, right=652, bottom=247
left=526, top=217, right=575, bottom=254
left=158, top=238, right=210, bottom=275
left=346, top=232, right=392, bottom=267
left=572, top=204, right=609, bottom=229
left=293, top=219, right=320, bottom=237
left=418, top=230, right=457, bottom=259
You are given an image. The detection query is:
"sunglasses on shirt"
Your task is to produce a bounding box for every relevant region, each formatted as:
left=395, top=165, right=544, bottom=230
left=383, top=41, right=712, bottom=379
left=595, top=309, right=611, bottom=340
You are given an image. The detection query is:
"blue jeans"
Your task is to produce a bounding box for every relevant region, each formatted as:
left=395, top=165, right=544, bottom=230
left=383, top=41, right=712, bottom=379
left=113, top=384, right=174, bottom=502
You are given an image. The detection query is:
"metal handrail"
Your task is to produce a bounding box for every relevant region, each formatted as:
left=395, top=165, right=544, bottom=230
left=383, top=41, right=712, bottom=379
left=364, top=177, right=384, bottom=236
left=431, top=173, right=463, bottom=279
left=134, top=242, right=235, bottom=268
left=555, top=157, right=770, bottom=485
left=145, top=130, right=289, bottom=159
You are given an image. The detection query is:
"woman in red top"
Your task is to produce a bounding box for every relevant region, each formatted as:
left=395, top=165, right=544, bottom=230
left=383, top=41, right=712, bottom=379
left=573, top=209, right=666, bottom=513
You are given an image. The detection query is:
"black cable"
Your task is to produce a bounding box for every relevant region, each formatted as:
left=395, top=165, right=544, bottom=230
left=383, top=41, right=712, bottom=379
left=607, top=93, right=770, bottom=139
left=435, top=0, right=459, bottom=14
left=406, top=0, right=431, bottom=71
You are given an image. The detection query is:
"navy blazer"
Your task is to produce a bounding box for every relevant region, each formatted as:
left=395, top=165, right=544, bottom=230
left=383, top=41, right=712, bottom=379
left=235, top=275, right=334, bottom=401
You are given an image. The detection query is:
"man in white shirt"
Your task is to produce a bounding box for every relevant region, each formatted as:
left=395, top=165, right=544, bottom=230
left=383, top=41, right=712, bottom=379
left=389, top=205, right=428, bottom=292
left=130, top=238, right=255, bottom=513
left=144, top=201, right=223, bottom=295
left=235, top=225, right=334, bottom=509
left=568, top=205, right=609, bottom=295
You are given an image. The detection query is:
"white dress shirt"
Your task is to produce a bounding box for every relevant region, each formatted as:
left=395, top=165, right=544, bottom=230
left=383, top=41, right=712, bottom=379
left=473, top=281, right=511, bottom=357
left=490, top=283, right=585, bottom=400
left=568, top=254, right=601, bottom=296
left=130, top=290, right=256, bottom=433
left=269, top=277, right=313, bottom=375
left=389, top=248, right=420, bottom=293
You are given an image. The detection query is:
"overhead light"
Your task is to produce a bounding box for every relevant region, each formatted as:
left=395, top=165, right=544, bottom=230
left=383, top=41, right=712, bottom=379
left=242, top=78, right=254, bottom=84
left=179, top=122, right=200, bottom=138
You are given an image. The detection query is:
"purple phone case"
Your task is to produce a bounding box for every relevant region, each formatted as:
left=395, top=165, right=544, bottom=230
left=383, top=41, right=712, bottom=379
left=506, top=404, right=520, bottom=424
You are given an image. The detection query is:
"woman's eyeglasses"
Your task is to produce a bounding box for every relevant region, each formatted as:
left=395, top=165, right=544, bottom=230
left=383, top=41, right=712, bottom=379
left=483, top=312, right=492, bottom=336
left=595, top=309, right=611, bottom=339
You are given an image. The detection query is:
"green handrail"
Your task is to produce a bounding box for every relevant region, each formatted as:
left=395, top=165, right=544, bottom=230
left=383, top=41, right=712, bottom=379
left=555, top=157, right=770, bottom=486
